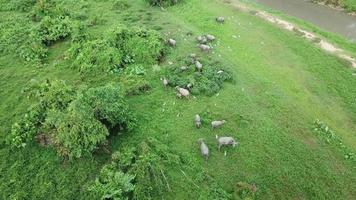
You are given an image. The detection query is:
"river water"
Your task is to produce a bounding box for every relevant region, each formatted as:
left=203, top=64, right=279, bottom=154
left=250, top=0, right=356, bottom=41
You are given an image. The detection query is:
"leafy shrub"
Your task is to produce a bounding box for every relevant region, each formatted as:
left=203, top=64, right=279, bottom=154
left=71, top=21, right=90, bottom=43
left=54, top=107, right=109, bottom=158
left=53, top=84, right=136, bottom=158
left=28, top=0, right=89, bottom=21
left=37, top=16, right=72, bottom=45
left=68, top=25, right=166, bottom=73
left=111, top=137, right=181, bottom=199
left=88, top=164, right=135, bottom=200
left=109, top=25, right=167, bottom=65
left=76, top=84, right=136, bottom=130
left=0, top=0, right=83, bottom=61
left=7, top=104, right=46, bottom=148
left=8, top=80, right=75, bottom=148
left=145, top=0, right=181, bottom=7
left=25, top=79, right=76, bottom=110
left=164, top=58, right=232, bottom=96
left=89, top=138, right=182, bottom=200
left=9, top=80, right=136, bottom=158
left=68, top=39, right=122, bottom=73
left=29, top=0, right=68, bottom=21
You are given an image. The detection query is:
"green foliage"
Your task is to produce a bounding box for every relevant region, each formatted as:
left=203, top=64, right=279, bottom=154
left=2, top=0, right=356, bottom=199
left=68, top=39, right=122, bottom=73
left=87, top=13, right=106, bottom=26
left=109, top=25, right=167, bottom=65
left=76, top=84, right=136, bottom=130
left=165, top=58, right=232, bottom=96
left=343, top=0, right=356, bottom=12
left=145, top=0, right=181, bottom=7
left=89, top=164, right=135, bottom=200
left=25, top=79, right=77, bottom=110
left=7, top=104, right=46, bottom=148
left=0, top=16, right=47, bottom=63
left=71, top=21, right=90, bottom=43
left=54, top=84, right=136, bottom=158
left=8, top=80, right=75, bottom=148
left=0, top=0, right=84, bottom=62
left=194, top=170, right=233, bottom=200
left=0, top=0, right=36, bottom=12
left=112, top=137, right=181, bottom=199
left=37, top=16, right=72, bottom=45
left=68, top=25, right=166, bottom=73
left=121, top=75, right=151, bottom=96
left=112, top=0, right=131, bottom=10
left=29, top=0, right=69, bottom=21
left=10, top=81, right=135, bottom=158
left=54, top=107, right=109, bottom=158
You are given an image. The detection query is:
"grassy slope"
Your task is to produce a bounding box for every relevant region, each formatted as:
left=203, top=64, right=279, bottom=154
left=0, top=0, right=355, bottom=199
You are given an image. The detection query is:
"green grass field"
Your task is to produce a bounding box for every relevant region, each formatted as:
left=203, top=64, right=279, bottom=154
left=0, top=0, right=355, bottom=199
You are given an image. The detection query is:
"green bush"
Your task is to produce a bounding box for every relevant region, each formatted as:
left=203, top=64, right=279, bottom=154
left=109, top=25, right=167, bottom=65
left=145, top=0, right=181, bottom=7
left=71, top=21, right=90, bottom=43
left=29, top=0, right=68, bottom=21
left=0, top=1, right=78, bottom=61
left=7, top=104, right=46, bottom=148
left=164, top=58, right=232, bottom=96
left=76, top=84, right=136, bottom=130
left=54, top=107, right=109, bottom=158
left=68, top=25, right=166, bottom=73
left=54, top=84, right=136, bottom=158
left=8, top=80, right=75, bottom=148
left=25, top=79, right=76, bottom=110
left=37, top=16, right=72, bottom=45
left=48, top=85, right=132, bottom=158
left=88, top=164, right=135, bottom=200
left=112, top=137, right=181, bottom=199
left=68, top=39, right=122, bottom=73
left=9, top=81, right=136, bottom=158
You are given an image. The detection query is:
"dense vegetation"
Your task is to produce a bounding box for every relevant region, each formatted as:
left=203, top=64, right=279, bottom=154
left=0, top=0, right=355, bottom=199
left=8, top=81, right=136, bottom=159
